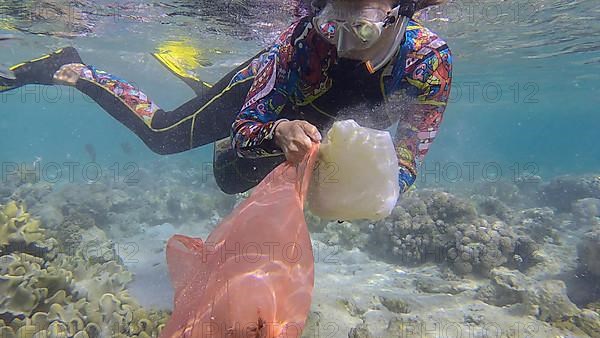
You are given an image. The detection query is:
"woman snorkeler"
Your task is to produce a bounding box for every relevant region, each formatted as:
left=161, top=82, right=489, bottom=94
left=0, top=0, right=452, bottom=194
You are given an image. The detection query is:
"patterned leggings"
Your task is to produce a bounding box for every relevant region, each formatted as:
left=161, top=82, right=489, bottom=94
left=74, top=62, right=253, bottom=155
left=70, top=51, right=284, bottom=194
left=4, top=47, right=283, bottom=193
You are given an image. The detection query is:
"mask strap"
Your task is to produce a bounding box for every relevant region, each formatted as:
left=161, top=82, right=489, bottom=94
left=398, top=0, right=419, bottom=18
left=311, top=0, right=326, bottom=14
left=383, top=5, right=401, bottom=27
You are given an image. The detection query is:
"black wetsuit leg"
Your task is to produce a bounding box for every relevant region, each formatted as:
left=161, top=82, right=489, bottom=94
left=213, top=138, right=285, bottom=194
left=1, top=47, right=262, bottom=154
left=74, top=55, right=259, bottom=154
left=2, top=46, right=284, bottom=194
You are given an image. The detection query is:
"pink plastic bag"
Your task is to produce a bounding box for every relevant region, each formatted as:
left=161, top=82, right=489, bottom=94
left=161, top=145, right=319, bottom=338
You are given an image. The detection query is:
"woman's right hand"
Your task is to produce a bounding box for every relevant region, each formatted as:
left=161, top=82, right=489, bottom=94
left=274, top=120, right=322, bottom=164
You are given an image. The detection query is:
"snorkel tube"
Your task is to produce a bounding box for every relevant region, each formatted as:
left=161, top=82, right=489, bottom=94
left=365, top=0, right=420, bottom=73
left=364, top=14, right=409, bottom=73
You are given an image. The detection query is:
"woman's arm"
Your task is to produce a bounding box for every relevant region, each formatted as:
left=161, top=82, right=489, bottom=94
left=392, top=27, right=453, bottom=193
left=232, top=20, right=320, bottom=161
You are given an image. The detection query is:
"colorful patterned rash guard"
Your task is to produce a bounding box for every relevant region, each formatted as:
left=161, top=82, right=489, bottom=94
left=231, top=16, right=452, bottom=193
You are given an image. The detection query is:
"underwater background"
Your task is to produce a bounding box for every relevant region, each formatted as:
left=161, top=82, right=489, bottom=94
left=1, top=0, right=600, bottom=337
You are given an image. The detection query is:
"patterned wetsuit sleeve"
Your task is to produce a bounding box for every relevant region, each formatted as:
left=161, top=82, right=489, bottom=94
left=394, top=30, right=452, bottom=193
left=231, top=23, right=298, bottom=158
left=77, top=65, right=161, bottom=126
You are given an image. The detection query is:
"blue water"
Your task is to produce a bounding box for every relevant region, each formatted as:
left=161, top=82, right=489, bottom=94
left=1, top=1, right=600, bottom=336
left=1, top=0, right=599, bottom=186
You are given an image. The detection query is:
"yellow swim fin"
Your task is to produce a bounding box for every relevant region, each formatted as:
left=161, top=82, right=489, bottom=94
left=152, top=40, right=212, bottom=95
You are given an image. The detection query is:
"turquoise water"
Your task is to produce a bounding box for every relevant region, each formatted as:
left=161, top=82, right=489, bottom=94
left=1, top=1, right=600, bottom=337
left=1, top=0, right=599, bottom=182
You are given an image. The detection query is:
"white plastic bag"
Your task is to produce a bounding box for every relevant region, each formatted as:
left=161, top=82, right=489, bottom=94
left=307, top=119, right=399, bottom=221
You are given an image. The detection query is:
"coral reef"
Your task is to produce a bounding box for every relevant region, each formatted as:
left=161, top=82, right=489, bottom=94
left=476, top=267, right=599, bottom=337
left=322, top=221, right=369, bottom=250
left=0, top=163, right=57, bottom=217
left=525, top=280, right=580, bottom=322
left=469, top=175, right=542, bottom=209
left=305, top=211, right=329, bottom=233
left=472, top=180, right=521, bottom=206
left=515, top=207, right=561, bottom=244
left=3, top=158, right=600, bottom=338
left=414, top=276, right=472, bottom=295
left=0, top=200, right=169, bottom=338
left=303, top=175, right=600, bottom=337
left=572, top=198, right=600, bottom=229
left=0, top=201, right=45, bottom=248
left=53, top=183, right=133, bottom=232
left=39, top=173, right=236, bottom=238
left=578, top=230, right=600, bottom=277
left=540, top=175, right=600, bottom=212
left=366, top=190, right=540, bottom=275
left=473, top=195, right=513, bottom=222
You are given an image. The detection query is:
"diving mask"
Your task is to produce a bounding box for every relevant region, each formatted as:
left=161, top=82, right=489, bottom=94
left=313, top=4, right=409, bottom=73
